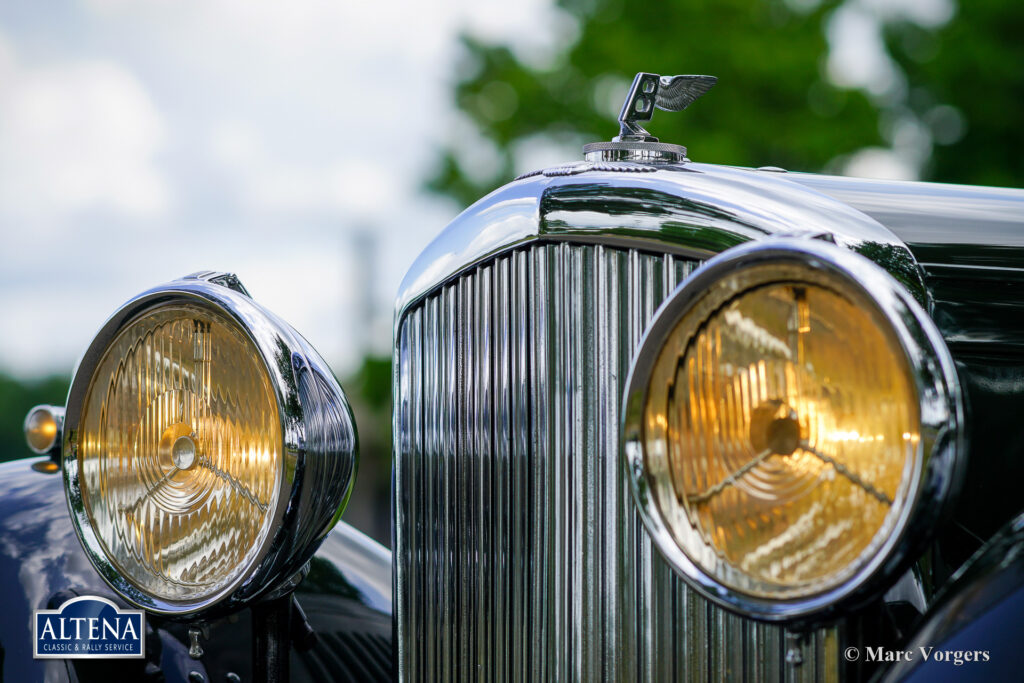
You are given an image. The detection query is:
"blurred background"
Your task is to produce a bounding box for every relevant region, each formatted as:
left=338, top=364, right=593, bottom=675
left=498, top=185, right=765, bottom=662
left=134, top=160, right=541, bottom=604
left=0, top=0, right=1020, bottom=546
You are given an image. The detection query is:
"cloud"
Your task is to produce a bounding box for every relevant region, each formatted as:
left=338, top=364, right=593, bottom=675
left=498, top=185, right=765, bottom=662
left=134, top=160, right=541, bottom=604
left=0, top=0, right=563, bottom=378
left=207, top=120, right=401, bottom=217
left=0, top=32, right=169, bottom=224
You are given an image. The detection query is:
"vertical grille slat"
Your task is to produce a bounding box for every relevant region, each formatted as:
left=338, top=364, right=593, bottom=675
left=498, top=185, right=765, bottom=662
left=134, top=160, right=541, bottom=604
left=515, top=249, right=535, bottom=682
left=475, top=264, right=493, bottom=679
left=493, top=257, right=511, bottom=682
left=396, top=242, right=840, bottom=681
left=596, top=245, right=627, bottom=683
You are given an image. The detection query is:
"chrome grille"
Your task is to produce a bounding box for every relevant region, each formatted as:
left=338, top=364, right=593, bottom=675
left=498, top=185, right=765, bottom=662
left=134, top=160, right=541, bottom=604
left=395, top=242, right=840, bottom=681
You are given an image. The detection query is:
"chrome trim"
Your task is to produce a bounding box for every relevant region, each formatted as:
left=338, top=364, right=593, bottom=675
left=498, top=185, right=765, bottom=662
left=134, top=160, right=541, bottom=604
left=393, top=159, right=939, bottom=678
left=784, top=172, right=1024, bottom=248
left=582, top=141, right=688, bottom=163
left=396, top=163, right=928, bottom=321
left=62, top=273, right=358, bottom=619
left=622, top=238, right=965, bottom=621
left=394, top=242, right=841, bottom=680
left=515, top=160, right=659, bottom=180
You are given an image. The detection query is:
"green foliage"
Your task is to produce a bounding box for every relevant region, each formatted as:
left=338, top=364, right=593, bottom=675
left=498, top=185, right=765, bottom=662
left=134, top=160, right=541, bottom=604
left=429, top=0, right=884, bottom=206
left=338, top=354, right=393, bottom=542
left=345, top=355, right=392, bottom=413
left=886, top=1, right=1024, bottom=187
left=0, top=373, right=69, bottom=463
left=342, top=354, right=392, bottom=487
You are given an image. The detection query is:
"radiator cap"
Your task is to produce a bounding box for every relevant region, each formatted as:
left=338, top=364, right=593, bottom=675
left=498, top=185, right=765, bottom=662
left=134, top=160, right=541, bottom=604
left=583, top=72, right=715, bottom=163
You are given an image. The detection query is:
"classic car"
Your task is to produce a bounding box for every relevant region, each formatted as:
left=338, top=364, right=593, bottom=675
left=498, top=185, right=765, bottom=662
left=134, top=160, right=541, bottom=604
left=3, top=71, right=1024, bottom=682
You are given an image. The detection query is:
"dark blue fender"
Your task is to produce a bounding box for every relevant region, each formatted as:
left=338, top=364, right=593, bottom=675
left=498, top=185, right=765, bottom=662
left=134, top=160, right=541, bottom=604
left=0, top=456, right=393, bottom=682
left=881, top=512, right=1024, bottom=682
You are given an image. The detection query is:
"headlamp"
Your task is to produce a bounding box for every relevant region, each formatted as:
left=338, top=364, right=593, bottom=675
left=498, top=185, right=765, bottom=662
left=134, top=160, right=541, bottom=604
left=24, top=405, right=63, bottom=455
left=63, top=272, right=357, bottom=618
left=623, top=240, right=963, bottom=620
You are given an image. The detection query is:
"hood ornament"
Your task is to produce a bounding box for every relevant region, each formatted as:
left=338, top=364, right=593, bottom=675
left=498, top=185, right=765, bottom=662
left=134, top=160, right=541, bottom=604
left=584, top=72, right=716, bottom=163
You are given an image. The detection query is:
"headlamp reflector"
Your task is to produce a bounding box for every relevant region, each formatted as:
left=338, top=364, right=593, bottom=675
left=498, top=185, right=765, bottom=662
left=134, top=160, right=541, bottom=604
left=77, top=303, right=282, bottom=603
left=64, top=274, right=358, bottom=619
left=647, top=278, right=917, bottom=599
left=623, top=240, right=964, bottom=619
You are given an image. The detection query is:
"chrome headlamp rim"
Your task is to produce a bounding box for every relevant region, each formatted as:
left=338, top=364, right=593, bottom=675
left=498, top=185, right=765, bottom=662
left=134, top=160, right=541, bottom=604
left=622, top=237, right=964, bottom=622
left=63, top=274, right=357, bottom=619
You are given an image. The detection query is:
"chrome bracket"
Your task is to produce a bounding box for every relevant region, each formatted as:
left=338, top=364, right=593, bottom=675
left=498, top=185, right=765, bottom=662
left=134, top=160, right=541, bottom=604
left=772, top=229, right=839, bottom=244
left=187, top=624, right=209, bottom=659
left=184, top=271, right=252, bottom=297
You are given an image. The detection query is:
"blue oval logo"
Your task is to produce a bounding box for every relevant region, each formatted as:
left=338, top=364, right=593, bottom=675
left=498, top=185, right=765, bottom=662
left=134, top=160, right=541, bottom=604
left=34, top=596, right=145, bottom=659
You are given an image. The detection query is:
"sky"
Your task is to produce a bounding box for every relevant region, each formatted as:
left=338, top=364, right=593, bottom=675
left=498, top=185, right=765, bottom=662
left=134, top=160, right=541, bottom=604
left=0, top=0, right=577, bottom=378
left=0, top=0, right=952, bottom=380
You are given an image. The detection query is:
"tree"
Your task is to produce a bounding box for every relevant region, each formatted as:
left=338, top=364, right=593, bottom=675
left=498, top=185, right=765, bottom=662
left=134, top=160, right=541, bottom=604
left=886, top=0, right=1024, bottom=188
left=429, top=0, right=1024, bottom=206
left=429, top=0, right=884, bottom=207
left=338, top=355, right=393, bottom=545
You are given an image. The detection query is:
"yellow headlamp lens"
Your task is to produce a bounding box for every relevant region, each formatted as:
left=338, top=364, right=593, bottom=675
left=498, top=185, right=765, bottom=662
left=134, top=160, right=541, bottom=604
left=645, top=275, right=919, bottom=599
left=77, top=303, right=282, bottom=602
